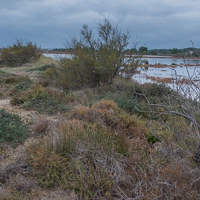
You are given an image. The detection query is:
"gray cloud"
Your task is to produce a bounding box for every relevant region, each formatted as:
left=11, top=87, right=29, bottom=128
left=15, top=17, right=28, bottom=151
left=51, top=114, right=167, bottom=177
left=0, top=0, right=200, bottom=49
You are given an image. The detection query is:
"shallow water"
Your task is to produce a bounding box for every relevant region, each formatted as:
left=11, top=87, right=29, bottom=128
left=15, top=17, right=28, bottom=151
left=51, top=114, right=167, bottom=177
left=132, top=66, right=200, bottom=84
left=143, top=57, right=200, bottom=65
left=43, top=53, right=200, bottom=85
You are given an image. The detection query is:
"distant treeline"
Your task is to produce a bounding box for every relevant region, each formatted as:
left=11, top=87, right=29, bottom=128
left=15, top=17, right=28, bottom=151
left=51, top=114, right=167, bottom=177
left=42, top=47, right=200, bottom=57
left=43, top=48, right=73, bottom=53
left=125, top=47, right=200, bottom=57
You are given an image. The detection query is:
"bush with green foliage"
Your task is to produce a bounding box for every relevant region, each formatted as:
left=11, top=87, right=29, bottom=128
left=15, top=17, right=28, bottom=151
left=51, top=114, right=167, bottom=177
left=0, top=71, right=33, bottom=98
left=10, top=85, right=72, bottom=115
left=27, top=64, right=56, bottom=72
left=93, top=81, right=172, bottom=120
left=46, top=19, right=141, bottom=89
left=0, top=109, right=28, bottom=146
left=138, top=46, right=148, bottom=54
left=1, top=39, right=41, bottom=67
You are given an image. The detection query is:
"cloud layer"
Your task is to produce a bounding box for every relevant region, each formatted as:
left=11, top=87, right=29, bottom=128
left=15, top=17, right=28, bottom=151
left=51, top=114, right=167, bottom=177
left=1, top=0, right=200, bottom=49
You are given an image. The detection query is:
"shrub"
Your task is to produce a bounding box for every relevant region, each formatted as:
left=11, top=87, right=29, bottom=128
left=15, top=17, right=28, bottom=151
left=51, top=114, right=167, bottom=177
left=98, top=91, right=140, bottom=114
left=12, top=85, right=70, bottom=115
left=22, top=98, right=69, bottom=115
left=10, top=96, right=25, bottom=105
left=1, top=39, right=42, bottom=67
left=71, top=99, right=149, bottom=137
left=14, top=79, right=32, bottom=92
left=0, top=109, right=28, bottom=146
left=47, top=19, right=141, bottom=89
left=27, top=120, right=130, bottom=198
left=27, top=64, right=56, bottom=72
left=0, top=71, right=33, bottom=98
left=26, top=98, right=152, bottom=199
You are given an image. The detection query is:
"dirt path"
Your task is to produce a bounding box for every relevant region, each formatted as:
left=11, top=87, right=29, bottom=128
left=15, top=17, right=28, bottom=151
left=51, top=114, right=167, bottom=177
left=0, top=98, right=10, bottom=108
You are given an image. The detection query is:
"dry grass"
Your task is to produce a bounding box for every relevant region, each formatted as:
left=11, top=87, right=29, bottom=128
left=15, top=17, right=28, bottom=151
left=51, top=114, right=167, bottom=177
left=25, top=100, right=153, bottom=199
left=31, top=114, right=49, bottom=134
left=71, top=99, right=149, bottom=138
left=1, top=55, right=200, bottom=199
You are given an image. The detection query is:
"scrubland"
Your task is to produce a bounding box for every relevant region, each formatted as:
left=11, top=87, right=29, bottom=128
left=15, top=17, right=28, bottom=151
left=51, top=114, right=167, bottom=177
left=0, top=54, right=200, bottom=200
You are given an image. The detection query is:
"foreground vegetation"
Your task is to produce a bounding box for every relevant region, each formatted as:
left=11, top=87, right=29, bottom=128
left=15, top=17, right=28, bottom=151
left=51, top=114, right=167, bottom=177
left=0, top=59, right=200, bottom=199
left=1, top=20, right=200, bottom=199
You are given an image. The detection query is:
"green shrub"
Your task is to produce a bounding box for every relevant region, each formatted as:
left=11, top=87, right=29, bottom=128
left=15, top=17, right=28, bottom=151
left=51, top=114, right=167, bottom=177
left=22, top=98, right=69, bottom=115
left=7, top=76, right=32, bottom=102
left=98, top=91, right=140, bottom=114
left=46, top=19, right=141, bottom=89
left=27, top=64, right=56, bottom=72
left=1, top=39, right=41, bottom=67
left=90, top=81, right=172, bottom=119
left=10, top=96, right=25, bottom=105
left=15, top=85, right=70, bottom=115
left=14, top=79, right=32, bottom=92
left=26, top=99, right=152, bottom=199
left=0, top=73, right=32, bottom=99
left=147, top=134, right=160, bottom=143
left=0, top=109, right=28, bottom=146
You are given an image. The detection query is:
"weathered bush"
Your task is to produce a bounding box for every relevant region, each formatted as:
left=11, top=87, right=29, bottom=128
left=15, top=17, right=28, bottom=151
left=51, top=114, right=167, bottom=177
left=46, top=19, right=141, bottom=89
left=1, top=39, right=42, bottom=67
left=71, top=99, right=149, bottom=138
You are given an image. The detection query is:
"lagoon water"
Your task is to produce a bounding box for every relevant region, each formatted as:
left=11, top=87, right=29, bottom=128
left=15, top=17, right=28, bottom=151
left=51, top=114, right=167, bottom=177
left=43, top=53, right=200, bottom=85
left=132, top=66, right=200, bottom=85
left=43, top=53, right=70, bottom=59
left=43, top=53, right=200, bottom=65
left=143, top=57, right=200, bottom=65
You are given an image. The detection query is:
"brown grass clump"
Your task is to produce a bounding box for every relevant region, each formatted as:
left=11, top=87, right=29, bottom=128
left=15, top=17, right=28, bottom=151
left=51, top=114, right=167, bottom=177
left=0, top=159, right=39, bottom=200
left=25, top=100, right=152, bottom=199
left=27, top=120, right=132, bottom=199
left=31, top=114, right=49, bottom=134
left=71, top=99, right=149, bottom=138
left=142, top=156, right=200, bottom=199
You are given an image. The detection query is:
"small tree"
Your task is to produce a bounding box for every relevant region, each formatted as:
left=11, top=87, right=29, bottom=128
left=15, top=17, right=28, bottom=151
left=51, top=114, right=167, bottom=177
left=138, top=46, right=148, bottom=54
left=1, top=39, right=42, bottom=67
left=171, top=48, right=179, bottom=55
left=51, top=19, right=140, bottom=88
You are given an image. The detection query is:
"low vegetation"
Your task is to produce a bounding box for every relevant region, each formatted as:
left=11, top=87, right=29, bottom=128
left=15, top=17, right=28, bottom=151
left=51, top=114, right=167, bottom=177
left=0, top=109, right=28, bottom=146
left=0, top=39, right=42, bottom=67
left=45, top=19, right=141, bottom=89
left=27, top=100, right=149, bottom=199
left=1, top=19, right=200, bottom=199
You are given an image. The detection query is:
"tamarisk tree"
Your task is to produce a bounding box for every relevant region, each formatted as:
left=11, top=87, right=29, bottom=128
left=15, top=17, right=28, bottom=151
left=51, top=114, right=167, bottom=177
left=52, top=19, right=140, bottom=89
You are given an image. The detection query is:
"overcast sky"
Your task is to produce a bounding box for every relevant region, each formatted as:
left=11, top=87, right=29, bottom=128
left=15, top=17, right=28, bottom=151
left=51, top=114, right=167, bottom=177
left=1, top=0, right=200, bottom=50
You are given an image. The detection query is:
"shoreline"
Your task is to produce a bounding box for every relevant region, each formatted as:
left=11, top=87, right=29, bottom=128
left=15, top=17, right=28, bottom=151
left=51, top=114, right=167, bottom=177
left=42, top=51, right=200, bottom=60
